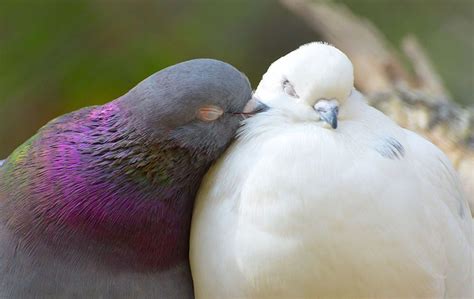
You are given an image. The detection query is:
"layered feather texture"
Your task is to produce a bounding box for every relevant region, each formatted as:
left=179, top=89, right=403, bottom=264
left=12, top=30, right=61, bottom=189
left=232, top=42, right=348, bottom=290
left=190, top=43, right=473, bottom=298
left=0, top=58, right=253, bottom=298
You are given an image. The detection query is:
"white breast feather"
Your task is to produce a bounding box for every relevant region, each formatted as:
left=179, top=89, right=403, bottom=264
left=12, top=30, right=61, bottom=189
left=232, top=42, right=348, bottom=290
left=190, top=97, right=472, bottom=299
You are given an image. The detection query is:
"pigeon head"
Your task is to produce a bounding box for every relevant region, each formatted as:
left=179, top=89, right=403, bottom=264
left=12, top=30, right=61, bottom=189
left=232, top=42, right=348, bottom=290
left=120, top=58, right=254, bottom=161
left=254, top=42, right=354, bottom=129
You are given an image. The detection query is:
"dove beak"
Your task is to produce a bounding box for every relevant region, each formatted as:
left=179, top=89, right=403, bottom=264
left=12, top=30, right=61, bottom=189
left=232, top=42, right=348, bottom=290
left=314, top=100, right=339, bottom=129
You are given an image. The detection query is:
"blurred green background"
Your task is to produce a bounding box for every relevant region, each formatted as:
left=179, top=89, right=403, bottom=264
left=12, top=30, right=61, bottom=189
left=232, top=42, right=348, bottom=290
left=1, top=0, right=473, bottom=157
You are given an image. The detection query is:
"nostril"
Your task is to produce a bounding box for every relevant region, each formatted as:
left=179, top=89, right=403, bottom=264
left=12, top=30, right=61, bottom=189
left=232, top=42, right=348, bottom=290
left=315, top=107, right=326, bottom=113
left=313, top=99, right=339, bottom=114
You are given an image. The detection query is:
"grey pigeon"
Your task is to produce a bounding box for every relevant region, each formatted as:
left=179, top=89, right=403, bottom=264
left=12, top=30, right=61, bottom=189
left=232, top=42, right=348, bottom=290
left=0, top=59, right=255, bottom=298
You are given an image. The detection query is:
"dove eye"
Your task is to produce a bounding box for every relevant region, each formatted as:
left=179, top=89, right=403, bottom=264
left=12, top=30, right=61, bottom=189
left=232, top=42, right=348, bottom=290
left=197, top=105, right=224, bottom=122
left=282, top=79, right=299, bottom=98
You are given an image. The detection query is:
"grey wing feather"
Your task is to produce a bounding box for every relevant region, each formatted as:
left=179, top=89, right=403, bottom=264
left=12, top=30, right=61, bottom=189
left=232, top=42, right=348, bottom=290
left=0, top=160, right=4, bottom=167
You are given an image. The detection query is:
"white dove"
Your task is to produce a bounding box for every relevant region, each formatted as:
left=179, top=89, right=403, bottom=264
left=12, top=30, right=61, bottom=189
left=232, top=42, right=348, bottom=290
left=190, top=42, right=473, bottom=298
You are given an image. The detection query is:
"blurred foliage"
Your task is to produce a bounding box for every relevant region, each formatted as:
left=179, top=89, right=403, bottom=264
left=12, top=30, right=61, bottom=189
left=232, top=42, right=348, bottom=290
left=341, top=0, right=474, bottom=105
left=0, top=0, right=472, bottom=157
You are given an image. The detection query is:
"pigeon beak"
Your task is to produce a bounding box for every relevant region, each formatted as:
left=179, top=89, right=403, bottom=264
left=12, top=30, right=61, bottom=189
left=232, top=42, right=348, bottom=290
left=314, top=101, right=339, bottom=129
left=243, top=96, right=269, bottom=114
left=227, top=97, right=269, bottom=119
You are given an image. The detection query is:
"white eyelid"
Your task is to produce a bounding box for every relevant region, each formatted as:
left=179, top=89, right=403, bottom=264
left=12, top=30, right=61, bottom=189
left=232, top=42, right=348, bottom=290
left=282, top=79, right=299, bottom=98
left=197, top=105, right=224, bottom=122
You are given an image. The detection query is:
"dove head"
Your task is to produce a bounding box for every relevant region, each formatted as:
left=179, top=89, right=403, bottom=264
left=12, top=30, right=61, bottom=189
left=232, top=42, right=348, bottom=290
left=121, top=59, right=254, bottom=161
left=254, top=42, right=354, bottom=129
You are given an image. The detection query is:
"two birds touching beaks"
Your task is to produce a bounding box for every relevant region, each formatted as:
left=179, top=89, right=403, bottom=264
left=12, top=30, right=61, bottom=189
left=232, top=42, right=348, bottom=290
left=0, top=43, right=472, bottom=298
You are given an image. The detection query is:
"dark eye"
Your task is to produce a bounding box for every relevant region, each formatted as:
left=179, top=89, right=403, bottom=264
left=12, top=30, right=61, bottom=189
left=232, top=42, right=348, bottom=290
left=282, top=79, right=299, bottom=98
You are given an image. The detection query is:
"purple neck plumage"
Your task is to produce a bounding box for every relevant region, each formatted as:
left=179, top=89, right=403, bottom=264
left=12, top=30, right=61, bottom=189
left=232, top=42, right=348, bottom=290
left=1, top=100, right=209, bottom=271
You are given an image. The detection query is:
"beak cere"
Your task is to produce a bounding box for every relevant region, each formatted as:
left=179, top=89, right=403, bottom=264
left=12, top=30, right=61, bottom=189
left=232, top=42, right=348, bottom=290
left=242, top=97, right=270, bottom=115
left=227, top=96, right=270, bottom=120
left=314, top=100, right=339, bottom=129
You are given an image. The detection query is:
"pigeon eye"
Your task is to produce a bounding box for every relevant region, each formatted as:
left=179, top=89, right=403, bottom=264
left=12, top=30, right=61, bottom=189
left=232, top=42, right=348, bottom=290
left=197, top=105, right=224, bottom=122
left=282, top=79, right=299, bottom=98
